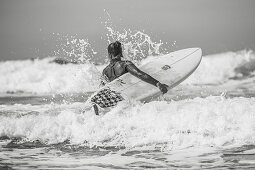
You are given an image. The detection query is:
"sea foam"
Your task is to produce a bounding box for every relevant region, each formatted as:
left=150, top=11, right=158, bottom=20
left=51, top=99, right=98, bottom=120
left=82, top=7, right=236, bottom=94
left=1, top=96, right=255, bottom=149
left=0, top=58, right=101, bottom=94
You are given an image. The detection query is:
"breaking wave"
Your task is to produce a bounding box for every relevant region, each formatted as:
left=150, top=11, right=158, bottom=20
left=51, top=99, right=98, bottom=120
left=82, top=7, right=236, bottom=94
left=0, top=50, right=254, bottom=94
left=1, top=96, right=255, bottom=149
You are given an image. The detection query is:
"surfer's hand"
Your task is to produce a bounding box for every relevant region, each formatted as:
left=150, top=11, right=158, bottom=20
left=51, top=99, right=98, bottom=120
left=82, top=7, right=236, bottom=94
left=156, top=82, right=168, bottom=94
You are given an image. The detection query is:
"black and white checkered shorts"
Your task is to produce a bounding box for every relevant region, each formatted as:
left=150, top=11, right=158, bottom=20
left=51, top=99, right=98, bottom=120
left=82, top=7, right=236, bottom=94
left=91, top=88, right=124, bottom=108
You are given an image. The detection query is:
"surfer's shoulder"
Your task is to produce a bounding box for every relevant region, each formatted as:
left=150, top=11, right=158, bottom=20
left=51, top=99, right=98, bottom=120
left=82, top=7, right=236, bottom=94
left=123, top=60, right=134, bottom=66
left=102, top=64, right=111, bottom=74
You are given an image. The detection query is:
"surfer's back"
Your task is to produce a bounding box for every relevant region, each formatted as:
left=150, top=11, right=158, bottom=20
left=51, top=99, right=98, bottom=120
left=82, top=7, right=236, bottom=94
left=102, top=60, right=132, bottom=82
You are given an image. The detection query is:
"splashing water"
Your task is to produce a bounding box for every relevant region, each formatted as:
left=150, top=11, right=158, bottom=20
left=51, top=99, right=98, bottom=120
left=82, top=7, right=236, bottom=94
left=53, top=29, right=168, bottom=64
left=53, top=33, right=97, bottom=63
left=52, top=11, right=169, bottom=65
left=100, top=10, right=171, bottom=63
left=107, top=27, right=166, bottom=63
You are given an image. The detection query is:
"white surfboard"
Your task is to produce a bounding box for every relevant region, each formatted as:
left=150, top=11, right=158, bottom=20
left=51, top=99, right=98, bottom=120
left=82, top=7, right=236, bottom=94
left=86, top=48, right=202, bottom=109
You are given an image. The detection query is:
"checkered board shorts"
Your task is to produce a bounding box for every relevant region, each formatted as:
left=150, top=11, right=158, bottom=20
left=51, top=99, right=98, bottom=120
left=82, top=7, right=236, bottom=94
left=91, top=88, right=124, bottom=108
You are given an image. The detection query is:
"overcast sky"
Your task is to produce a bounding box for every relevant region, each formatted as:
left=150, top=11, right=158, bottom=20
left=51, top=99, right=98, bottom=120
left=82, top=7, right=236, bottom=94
left=0, top=0, right=255, bottom=61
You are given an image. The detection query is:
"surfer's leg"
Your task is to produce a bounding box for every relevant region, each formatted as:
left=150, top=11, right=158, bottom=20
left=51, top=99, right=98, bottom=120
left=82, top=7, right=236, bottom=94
left=93, top=104, right=99, bottom=115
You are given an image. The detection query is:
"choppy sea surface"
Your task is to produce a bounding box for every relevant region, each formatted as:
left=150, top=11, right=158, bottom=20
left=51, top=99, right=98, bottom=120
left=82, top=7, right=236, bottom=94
left=1, top=48, right=255, bottom=169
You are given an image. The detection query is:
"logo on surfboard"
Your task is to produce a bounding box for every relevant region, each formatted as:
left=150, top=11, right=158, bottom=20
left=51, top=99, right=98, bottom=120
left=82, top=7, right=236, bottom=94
left=161, top=65, right=171, bottom=70
left=115, top=79, right=126, bottom=86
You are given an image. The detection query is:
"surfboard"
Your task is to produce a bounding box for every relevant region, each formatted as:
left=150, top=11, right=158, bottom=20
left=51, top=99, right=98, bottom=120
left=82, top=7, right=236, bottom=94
left=86, top=48, right=202, bottom=109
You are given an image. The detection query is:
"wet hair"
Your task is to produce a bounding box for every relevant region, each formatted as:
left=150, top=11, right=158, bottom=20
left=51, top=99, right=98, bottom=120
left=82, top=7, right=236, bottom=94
left=108, top=41, right=122, bottom=59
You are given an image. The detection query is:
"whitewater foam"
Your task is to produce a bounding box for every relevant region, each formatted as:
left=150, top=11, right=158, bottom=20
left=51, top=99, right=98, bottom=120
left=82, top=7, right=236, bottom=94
left=1, top=96, right=255, bottom=149
left=185, top=50, right=255, bottom=85
left=0, top=58, right=101, bottom=94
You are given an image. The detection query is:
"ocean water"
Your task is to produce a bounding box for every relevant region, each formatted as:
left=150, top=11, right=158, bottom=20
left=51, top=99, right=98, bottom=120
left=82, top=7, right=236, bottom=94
left=1, top=30, right=255, bottom=169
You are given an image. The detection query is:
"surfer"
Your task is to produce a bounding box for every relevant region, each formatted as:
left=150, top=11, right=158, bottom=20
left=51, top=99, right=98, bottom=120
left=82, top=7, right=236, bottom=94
left=101, top=41, right=168, bottom=91
left=92, top=41, right=168, bottom=115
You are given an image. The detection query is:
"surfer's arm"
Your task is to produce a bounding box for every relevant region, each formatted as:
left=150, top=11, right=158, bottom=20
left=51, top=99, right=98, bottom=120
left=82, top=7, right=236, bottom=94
left=125, top=61, right=168, bottom=94
left=126, top=63, right=158, bottom=86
